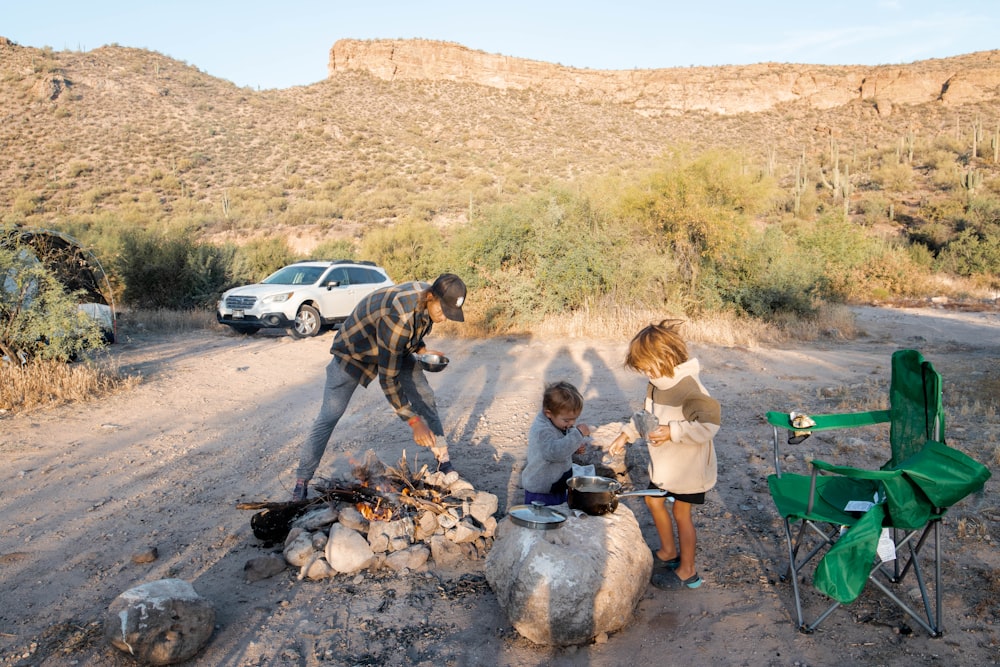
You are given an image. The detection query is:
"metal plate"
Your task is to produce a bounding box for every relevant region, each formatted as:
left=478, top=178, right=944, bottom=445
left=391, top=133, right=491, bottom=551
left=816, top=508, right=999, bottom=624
left=508, top=503, right=567, bottom=530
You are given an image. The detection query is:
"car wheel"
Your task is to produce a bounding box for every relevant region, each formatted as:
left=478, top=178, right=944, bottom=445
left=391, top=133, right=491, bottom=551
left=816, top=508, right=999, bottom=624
left=229, top=325, right=260, bottom=335
left=290, top=305, right=321, bottom=338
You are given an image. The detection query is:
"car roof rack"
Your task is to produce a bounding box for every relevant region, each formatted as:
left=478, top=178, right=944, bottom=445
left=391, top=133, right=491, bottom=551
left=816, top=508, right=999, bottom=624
left=291, top=259, right=376, bottom=266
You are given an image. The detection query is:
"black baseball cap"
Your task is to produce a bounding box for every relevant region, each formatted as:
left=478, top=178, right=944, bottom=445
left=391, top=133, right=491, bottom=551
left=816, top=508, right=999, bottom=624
left=430, top=273, right=467, bottom=322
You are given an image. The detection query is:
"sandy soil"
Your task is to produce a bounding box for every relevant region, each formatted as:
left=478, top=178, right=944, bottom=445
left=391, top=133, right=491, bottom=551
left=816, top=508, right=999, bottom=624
left=1, top=305, right=998, bottom=666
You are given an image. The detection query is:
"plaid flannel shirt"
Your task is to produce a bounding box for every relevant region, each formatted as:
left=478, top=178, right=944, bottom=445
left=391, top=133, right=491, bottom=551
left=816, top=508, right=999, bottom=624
left=329, top=281, right=432, bottom=421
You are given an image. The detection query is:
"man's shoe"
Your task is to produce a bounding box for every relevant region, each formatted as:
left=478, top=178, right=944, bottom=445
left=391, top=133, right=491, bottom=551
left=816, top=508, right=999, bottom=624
left=291, top=479, right=309, bottom=502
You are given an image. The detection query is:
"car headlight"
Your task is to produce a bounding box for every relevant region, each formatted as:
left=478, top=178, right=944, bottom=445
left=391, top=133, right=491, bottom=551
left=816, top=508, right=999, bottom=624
left=262, top=292, right=294, bottom=304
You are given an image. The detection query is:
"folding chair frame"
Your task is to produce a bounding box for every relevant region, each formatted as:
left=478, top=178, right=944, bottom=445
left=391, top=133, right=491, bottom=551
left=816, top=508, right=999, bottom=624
left=767, top=349, right=953, bottom=636
left=772, top=438, right=945, bottom=636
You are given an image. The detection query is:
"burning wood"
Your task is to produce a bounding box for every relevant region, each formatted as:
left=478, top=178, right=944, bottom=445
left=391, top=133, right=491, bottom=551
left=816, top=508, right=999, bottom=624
left=238, top=450, right=500, bottom=579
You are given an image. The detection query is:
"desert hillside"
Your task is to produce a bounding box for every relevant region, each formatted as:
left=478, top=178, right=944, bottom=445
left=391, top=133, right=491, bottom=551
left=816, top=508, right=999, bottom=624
left=1, top=36, right=999, bottom=246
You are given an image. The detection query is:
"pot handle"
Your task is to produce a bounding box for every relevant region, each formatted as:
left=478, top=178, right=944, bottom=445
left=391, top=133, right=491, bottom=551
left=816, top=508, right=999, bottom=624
left=617, top=489, right=669, bottom=498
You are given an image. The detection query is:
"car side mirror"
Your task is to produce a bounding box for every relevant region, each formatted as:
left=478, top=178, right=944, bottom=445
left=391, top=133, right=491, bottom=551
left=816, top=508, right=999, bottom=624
left=324, top=280, right=341, bottom=290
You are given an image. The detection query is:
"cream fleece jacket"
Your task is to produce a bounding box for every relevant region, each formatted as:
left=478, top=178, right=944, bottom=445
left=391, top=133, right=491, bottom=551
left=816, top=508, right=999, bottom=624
left=620, top=358, right=720, bottom=495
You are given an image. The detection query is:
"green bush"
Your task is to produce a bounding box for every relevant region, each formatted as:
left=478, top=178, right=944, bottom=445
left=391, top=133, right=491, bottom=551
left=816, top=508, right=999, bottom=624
left=228, top=237, right=296, bottom=286
left=115, top=230, right=233, bottom=308
left=1, top=238, right=105, bottom=362
left=361, top=219, right=447, bottom=284
left=706, top=226, right=821, bottom=318
left=935, top=228, right=1000, bottom=280
left=310, top=239, right=358, bottom=262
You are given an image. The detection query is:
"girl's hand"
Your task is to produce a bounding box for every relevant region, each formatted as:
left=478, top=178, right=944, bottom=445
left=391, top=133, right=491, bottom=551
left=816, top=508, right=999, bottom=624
left=576, top=423, right=593, bottom=437
left=608, top=433, right=628, bottom=457
left=646, top=425, right=671, bottom=446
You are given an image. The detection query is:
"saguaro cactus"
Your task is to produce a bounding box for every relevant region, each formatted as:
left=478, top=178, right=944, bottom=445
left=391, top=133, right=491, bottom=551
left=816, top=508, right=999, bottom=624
left=971, top=115, right=984, bottom=159
left=961, top=168, right=982, bottom=194
left=793, top=152, right=808, bottom=216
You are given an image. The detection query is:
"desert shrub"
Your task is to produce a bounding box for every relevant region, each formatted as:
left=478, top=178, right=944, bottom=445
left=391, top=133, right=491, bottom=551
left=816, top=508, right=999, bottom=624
left=1, top=238, right=105, bottom=363
left=706, top=226, right=822, bottom=318
left=965, top=195, right=1000, bottom=228
left=931, top=134, right=966, bottom=155
left=857, top=193, right=893, bottom=226
left=361, top=219, right=446, bottom=283
left=449, top=185, right=642, bottom=329
left=848, top=240, right=933, bottom=299
left=910, top=220, right=957, bottom=253
left=114, top=230, right=233, bottom=308
left=227, top=237, right=297, bottom=286
left=310, top=239, right=358, bottom=262
left=792, top=214, right=886, bottom=301
left=930, top=161, right=963, bottom=190
left=616, top=151, right=797, bottom=316
left=871, top=162, right=914, bottom=192
left=935, top=228, right=1000, bottom=280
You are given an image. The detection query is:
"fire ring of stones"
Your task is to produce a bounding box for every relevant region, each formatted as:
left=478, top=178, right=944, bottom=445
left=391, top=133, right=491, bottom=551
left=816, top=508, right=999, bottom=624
left=241, top=450, right=499, bottom=579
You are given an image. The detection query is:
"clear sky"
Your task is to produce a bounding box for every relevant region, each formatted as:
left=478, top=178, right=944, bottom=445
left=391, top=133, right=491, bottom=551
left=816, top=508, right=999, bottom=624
left=3, top=1, right=997, bottom=90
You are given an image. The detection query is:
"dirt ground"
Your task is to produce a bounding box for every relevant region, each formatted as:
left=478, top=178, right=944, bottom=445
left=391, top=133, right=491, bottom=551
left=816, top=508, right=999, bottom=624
left=1, top=305, right=998, bottom=667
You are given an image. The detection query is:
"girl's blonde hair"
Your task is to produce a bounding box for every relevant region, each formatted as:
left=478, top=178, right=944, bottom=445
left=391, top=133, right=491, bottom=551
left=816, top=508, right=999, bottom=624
left=624, top=319, right=689, bottom=378
left=542, top=381, right=584, bottom=415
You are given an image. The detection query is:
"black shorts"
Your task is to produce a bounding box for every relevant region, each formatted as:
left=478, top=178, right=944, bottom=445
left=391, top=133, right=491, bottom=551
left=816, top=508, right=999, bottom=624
left=647, top=480, right=706, bottom=505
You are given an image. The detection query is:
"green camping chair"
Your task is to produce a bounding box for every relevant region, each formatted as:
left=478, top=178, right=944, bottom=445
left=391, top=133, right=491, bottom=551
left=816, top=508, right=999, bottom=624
left=766, top=349, right=991, bottom=635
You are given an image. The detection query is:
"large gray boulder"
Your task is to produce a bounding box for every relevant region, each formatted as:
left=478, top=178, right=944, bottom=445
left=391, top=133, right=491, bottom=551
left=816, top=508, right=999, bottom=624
left=104, top=578, right=215, bottom=665
left=486, top=503, right=651, bottom=646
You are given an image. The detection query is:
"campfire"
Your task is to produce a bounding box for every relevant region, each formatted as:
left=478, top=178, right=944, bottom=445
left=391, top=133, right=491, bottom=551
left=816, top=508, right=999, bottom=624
left=238, top=450, right=499, bottom=579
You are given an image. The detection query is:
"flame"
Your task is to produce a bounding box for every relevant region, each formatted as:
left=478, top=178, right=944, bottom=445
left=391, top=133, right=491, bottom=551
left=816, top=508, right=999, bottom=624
left=355, top=496, right=395, bottom=522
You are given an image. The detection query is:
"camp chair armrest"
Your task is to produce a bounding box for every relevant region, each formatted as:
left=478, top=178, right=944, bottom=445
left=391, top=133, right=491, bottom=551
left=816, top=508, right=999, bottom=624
left=767, top=409, right=891, bottom=432
left=811, top=459, right=898, bottom=480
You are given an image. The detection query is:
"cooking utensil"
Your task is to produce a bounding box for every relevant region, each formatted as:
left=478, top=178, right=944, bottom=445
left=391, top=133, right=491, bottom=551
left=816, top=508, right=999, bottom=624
left=566, top=475, right=668, bottom=516
left=508, top=502, right=567, bottom=530
left=413, top=352, right=449, bottom=372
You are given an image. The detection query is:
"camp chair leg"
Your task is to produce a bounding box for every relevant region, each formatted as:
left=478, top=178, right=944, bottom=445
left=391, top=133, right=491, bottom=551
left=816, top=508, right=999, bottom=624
left=784, top=520, right=840, bottom=582
left=803, top=601, right=842, bottom=634
left=867, top=523, right=943, bottom=637
left=866, top=575, right=941, bottom=637
left=780, top=516, right=842, bottom=631
left=780, top=518, right=808, bottom=629
left=933, top=521, right=942, bottom=632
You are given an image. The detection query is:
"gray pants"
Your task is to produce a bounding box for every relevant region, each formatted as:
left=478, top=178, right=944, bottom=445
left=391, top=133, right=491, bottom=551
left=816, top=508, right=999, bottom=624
left=294, top=355, right=444, bottom=481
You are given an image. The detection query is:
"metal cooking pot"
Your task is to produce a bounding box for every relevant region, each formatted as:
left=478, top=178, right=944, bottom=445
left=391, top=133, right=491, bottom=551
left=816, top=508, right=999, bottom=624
left=566, top=475, right=668, bottom=516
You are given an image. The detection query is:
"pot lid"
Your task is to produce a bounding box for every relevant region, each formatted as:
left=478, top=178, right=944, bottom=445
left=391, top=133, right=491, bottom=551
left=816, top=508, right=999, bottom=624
left=508, top=503, right=567, bottom=530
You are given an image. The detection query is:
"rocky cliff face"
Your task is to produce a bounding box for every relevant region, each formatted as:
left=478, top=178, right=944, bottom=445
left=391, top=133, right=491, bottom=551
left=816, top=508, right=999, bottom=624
left=329, top=38, right=1000, bottom=116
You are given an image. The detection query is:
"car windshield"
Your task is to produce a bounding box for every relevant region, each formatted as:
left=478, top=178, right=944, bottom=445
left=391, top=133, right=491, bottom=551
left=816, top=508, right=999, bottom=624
left=261, top=266, right=325, bottom=285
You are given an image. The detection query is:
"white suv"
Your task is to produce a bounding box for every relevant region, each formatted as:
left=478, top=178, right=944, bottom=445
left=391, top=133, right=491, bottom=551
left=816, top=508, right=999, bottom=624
left=216, top=260, right=393, bottom=338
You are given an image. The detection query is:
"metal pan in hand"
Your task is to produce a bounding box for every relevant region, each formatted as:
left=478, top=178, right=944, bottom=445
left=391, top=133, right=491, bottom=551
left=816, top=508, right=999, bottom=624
left=413, top=353, right=449, bottom=372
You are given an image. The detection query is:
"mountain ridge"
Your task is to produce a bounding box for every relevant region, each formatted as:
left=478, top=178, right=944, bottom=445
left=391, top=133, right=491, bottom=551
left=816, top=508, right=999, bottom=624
left=329, top=38, right=1000, bottom=116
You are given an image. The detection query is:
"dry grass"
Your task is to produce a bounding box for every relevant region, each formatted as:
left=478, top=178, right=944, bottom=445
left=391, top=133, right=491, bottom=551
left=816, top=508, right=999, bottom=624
left=528, top=303, right=857, bottom=348
left=0, top=356, right=140, bottom=414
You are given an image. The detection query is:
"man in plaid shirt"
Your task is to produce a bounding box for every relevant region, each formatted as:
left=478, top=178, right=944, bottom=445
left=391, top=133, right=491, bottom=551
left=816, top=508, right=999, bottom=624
left=290, top=273, right=467, bottom=501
